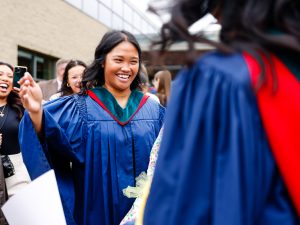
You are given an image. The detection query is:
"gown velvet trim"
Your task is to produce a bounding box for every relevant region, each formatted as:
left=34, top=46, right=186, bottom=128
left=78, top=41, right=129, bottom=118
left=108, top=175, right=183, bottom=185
left=243, top=53, right=300, bottom=215
left=88, top=87, right=149, bottom=126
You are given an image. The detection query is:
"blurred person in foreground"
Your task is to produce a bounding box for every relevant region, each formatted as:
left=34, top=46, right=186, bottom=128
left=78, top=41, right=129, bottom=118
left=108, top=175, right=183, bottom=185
left=49, top=59, right=87, bottom=100
left=142, top=0, right=300, bottom=224
left=38, top=58, right=69, bottom=101
left=18, top=30, right=164, bottom=225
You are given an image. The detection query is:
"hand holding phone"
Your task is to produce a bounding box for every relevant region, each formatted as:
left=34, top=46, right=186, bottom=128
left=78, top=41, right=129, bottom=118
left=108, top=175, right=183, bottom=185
left=13, top=66, right=27, bottom=88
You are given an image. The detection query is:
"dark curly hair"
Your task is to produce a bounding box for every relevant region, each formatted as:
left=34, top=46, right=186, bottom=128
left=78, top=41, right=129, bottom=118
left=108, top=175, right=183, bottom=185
left=81, top=30, right=142, bottom=94
left=0, top=62, right=24, bottom=120
left=152, top=0, right=300, bottom=89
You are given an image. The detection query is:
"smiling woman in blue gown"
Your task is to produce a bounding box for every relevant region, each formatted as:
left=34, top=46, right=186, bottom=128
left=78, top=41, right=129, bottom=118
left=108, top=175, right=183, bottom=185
left=18, top=30, right=164, bottom=225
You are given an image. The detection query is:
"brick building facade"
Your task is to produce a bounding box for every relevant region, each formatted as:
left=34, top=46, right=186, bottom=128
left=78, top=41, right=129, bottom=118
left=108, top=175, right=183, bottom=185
left=0, top=0, right=108, bottom=80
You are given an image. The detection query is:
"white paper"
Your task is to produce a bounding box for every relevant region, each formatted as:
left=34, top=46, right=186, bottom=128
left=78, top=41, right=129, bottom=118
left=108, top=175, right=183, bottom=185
left=2, top=170, right=67, bottom=225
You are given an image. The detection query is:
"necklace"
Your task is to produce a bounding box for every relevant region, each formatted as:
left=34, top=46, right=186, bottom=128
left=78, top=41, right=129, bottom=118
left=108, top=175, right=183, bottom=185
left=0, top=105, right=6, bottom=117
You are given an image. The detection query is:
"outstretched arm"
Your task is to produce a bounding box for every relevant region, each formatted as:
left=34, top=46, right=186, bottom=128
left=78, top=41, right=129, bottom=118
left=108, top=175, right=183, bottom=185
left=18, top=73, right=43, bottom=134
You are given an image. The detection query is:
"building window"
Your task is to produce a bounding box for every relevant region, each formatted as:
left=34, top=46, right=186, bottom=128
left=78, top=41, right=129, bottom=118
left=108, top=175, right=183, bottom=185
left=17, top=47, right=57, bottom=81
left=64, top=0, right=158, bottom=38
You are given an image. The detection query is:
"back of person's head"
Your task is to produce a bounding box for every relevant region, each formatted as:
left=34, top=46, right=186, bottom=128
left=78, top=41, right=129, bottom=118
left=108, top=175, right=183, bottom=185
left=82, top=30, right=142, bottom=93
left=55, top=58, right=69, bottom=80
left=56, top=58, right=69, bottom=69
left=139, top=64, right=151, bottom=92
left=155, top=0, right=300, bottom=87
left=0, top=61, right=23, bottom=119
left=157, top=0, right=299, bottom=54
left=60, top=60, right=87, bottom=96
left=154, top=70, right=172, bottom=106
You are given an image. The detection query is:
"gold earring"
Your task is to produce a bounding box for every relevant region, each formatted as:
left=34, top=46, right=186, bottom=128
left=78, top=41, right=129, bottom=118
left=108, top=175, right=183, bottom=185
left=67, top=83, right=70, bottom=87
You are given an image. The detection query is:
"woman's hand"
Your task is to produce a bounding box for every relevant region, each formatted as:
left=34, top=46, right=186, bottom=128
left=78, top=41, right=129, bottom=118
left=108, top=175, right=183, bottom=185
left=18, top=72, right=43, bottom=114
left=18, top=72, right=44, bottom=134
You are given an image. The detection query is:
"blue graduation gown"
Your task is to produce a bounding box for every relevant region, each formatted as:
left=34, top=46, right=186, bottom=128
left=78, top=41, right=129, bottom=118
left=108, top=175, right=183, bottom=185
left=143, top=52, right=299, bottom=225
left=19, top=93, right=164, bottom=225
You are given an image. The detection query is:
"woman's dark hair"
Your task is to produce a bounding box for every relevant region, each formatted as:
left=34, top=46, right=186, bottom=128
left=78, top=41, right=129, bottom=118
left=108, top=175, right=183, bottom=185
left=81, top=30, right=142, bottom=93
left=59, top=59, right=87, bottom=96
left=0, top=62, right=24, bottom=119
left=153, top=0, right=300, bottom=88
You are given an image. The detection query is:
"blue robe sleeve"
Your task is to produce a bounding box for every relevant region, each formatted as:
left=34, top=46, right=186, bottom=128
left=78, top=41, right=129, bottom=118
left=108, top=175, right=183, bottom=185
left=19, top=95, right=85, bottom=225
left=143, top=53, right=298, bottom=225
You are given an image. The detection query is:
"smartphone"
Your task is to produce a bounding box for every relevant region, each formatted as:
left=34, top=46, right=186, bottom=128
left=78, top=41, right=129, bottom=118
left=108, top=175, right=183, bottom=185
left=13, top=66, right=27, bottom=88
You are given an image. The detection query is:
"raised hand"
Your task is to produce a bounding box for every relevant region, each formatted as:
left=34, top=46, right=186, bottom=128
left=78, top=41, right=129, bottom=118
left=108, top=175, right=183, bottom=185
left=18, top=72, right=43, bottom=114
left=18, top=72, right=43, bottom=133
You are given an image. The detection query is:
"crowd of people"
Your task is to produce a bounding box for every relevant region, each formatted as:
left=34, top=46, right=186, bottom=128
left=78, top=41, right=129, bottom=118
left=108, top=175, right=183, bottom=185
left=0, top=0, right=299, bottom=224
